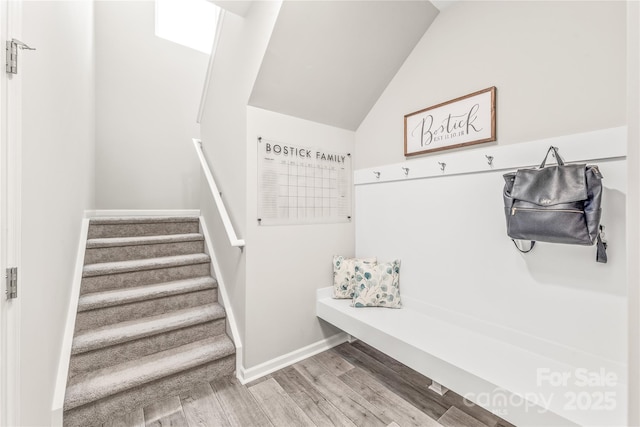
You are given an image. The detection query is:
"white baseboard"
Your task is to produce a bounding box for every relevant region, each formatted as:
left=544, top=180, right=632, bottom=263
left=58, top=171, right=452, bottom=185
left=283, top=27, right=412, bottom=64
left=51, top=218, right=90, bottom=426
left=238, top=332, right=349, bottom=385
left=86, top=209, right=201, bottom=218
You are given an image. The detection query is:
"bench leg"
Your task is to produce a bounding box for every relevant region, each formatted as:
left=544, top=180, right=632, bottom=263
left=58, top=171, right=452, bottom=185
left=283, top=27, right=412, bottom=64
left=428, top=381, right=449, bottom=396
left=347, top=334, right=358, bottom=343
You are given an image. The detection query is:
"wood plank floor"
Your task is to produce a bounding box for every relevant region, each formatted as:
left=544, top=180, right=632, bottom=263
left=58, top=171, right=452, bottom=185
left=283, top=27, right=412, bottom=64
left=102, top=341, right=516, bottom=427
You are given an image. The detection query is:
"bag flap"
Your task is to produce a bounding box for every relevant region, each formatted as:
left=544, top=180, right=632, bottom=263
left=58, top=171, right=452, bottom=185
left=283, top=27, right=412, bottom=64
left=511, top=164, right=587, bottom=205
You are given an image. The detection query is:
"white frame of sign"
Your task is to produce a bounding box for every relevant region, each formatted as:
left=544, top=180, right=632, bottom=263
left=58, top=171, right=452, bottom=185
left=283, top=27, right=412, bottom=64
left=404, top=86, right=496, bottom=157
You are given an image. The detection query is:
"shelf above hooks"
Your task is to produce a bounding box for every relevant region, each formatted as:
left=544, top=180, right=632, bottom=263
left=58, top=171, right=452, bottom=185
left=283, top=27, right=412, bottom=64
left=354, top=127, right=626, bottom=186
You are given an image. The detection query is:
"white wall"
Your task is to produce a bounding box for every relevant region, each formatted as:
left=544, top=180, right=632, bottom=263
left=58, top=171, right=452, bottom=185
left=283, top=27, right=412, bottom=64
left=20, top=1, right=95, bottom=425
left=198, top=1, right=281, bottom=364
left=95, top=0, right=207, bottom=209
left=356, top=0, right=627, bottom=169
left=245, top=107, right=353, bottom=369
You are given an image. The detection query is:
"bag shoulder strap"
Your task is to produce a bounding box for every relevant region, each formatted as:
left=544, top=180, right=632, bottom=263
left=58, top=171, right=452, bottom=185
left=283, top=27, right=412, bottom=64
left=513, top=232, right=607, bottom=263
left=596, top=225, right=608, bottom=263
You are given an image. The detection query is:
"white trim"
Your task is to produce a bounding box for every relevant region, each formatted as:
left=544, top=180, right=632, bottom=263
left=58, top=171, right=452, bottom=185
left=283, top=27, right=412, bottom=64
left=50, top=218, right=89, bottom=426
left=356, top=126, right=627, bottom=186
left=197, top=9, right=225, bottom=124
left=86, top=209, right=201, bottom=218
left=1, top=2, right=23, bottom=425
left=238, top=332, right=349, bottom=385
left=0, top=0, right=6, bottom=420
left=430, top=0, right=458, bottom=12
left=627, top=1, right=640, bottom=424
left=199, top=216, right=244, bottom=380
left=192, top=139, right=245, bottom=248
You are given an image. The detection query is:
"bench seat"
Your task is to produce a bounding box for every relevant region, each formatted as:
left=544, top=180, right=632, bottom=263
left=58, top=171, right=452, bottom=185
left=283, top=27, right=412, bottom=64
left=316, top=287, right=626, bottom=427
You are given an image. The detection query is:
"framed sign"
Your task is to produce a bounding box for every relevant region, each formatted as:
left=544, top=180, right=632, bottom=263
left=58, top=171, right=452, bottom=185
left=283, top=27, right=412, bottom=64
left=404, top=86, right=496, bottom=157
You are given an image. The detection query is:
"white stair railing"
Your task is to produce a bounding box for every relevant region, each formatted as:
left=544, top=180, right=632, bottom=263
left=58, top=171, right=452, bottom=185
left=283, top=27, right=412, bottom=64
left=192, top=138, right=245, bottom=248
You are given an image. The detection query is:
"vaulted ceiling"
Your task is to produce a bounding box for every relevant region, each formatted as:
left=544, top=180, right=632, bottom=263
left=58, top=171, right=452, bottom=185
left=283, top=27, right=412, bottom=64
left=248, top=1, right=440, bottom=131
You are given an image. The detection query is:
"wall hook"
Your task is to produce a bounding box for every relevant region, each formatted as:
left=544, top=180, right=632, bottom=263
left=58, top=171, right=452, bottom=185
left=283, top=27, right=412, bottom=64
left=373, top=171, right=381, bottom=178
left=438, top=162, right=446, bottom=172
left=401, top=167, right=409, bottom=176
left=485, top=155, right=494, bottom=166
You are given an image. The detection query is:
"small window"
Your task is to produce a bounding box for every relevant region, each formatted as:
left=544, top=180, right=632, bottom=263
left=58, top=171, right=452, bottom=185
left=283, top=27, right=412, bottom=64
left=155, top=0, right=219, bottom=54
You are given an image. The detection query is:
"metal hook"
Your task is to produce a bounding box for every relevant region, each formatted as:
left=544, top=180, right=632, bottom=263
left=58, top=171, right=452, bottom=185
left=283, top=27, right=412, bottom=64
left=401, top=167, right=409, bottom=176
left=373, top=171, right=381, bottom=178
left=438, top=162, right=446, bottom=172
left=485, top=155, right=494, bottom=166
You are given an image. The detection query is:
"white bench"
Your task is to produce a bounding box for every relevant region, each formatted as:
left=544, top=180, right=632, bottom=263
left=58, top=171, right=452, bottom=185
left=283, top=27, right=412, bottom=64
left=316, top=287, right=626, bottom=427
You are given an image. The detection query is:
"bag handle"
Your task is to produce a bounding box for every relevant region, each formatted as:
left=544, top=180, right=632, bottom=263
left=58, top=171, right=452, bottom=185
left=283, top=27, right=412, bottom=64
left=512, top=240, right=535, bottom=253
left=539, top=146, right=565, bottom=168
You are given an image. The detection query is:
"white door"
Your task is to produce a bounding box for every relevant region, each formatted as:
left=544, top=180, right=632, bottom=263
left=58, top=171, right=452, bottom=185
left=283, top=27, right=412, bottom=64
left=0, top=1, right=22, bottom=425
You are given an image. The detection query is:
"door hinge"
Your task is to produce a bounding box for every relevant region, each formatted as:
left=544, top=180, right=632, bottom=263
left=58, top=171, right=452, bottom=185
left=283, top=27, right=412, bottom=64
left=5, top=267, right=17, bottom=300
left=5, top=38, right=36, bottom=75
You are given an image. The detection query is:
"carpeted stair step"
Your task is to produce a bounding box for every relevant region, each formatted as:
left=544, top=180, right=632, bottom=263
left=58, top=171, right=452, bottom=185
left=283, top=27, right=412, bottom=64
left=74, top=278, right=218, bottom=333
left=83, top=253, right=211, bottom=277
left=68, top=319, right=225, bottom=379
left=71, top=304, right=226, bottom=356
left=77, top=277, right=217, bottom=312
left=87, top=216, right=200, bottom=239
left=84, top=233, right=205, bottom=264
left=81, top=254, right=211, bottom=294
left=68, top=304, right=226, bottom=378
left=63, top=335, right=235, bottom=427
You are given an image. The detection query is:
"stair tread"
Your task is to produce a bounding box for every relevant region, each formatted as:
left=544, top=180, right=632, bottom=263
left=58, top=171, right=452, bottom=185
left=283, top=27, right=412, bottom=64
left=86, top=233, right=204, bottom=249
left=72, top=304, right=225, bottom=354
left=78, top=277, right=217, bottom=312
left=83, top=253, right=210, bottom=277
left=89, top=216, right=199, bottom=225
left=64, top=335, right=235, bottom=411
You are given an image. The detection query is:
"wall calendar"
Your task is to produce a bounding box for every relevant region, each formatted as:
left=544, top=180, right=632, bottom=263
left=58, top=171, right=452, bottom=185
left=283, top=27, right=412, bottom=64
left=257, top=137, right=352, bottom=225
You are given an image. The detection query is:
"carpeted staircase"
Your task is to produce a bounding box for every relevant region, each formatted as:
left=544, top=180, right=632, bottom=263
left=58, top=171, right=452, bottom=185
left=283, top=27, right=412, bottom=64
left=63, top=216, right=235, bottom=427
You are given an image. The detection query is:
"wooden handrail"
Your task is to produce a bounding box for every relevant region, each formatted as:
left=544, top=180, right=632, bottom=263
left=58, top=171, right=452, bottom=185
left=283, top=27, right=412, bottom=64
left=192, top=138, right=245, bottom=248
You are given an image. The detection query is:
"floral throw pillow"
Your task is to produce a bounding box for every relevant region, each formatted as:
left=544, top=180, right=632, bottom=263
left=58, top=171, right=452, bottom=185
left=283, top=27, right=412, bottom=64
left=351, top=259, right=402, bottom=308
left=332, top=255, right=377, bottom=299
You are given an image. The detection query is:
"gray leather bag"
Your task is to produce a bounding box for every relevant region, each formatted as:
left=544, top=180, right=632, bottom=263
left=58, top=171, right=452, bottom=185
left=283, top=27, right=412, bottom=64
left=503, top=146, right=607, bottom=263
